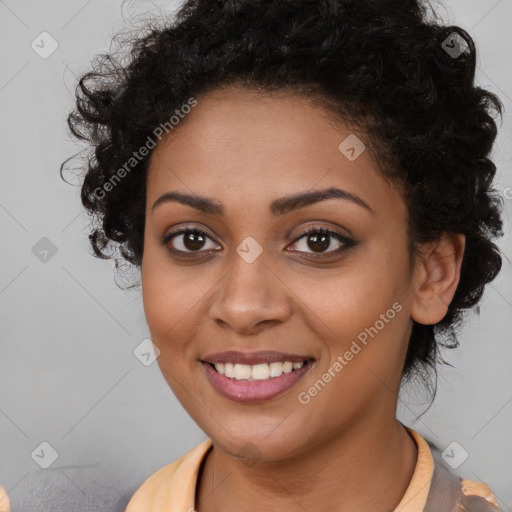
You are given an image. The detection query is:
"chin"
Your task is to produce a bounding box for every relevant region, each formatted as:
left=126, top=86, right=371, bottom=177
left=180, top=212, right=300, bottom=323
left=208, top=427, right=311, bottom=463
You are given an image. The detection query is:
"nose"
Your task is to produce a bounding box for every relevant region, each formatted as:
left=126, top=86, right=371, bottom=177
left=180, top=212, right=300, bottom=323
left=208, top=251, right=292, bottom=335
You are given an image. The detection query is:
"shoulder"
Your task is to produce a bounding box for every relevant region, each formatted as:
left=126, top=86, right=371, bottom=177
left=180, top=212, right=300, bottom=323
left=124, top=460, right=183, bottom=510
left=0, top=465, right=138, bottom=512
left=0, top=485, right=10, bottom=512
left=458, top=479, right=502, bottom=511
left=125, top=439, right=212, bottom=512
left=424, top=441, right=501, bottom=512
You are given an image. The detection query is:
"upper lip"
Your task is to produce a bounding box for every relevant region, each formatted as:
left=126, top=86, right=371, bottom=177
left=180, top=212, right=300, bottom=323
left=201, top=350, right=314, bottom=365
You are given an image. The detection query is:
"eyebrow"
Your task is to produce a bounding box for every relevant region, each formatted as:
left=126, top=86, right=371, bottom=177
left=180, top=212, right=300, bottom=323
left=151, top=187, right=375, bottom=216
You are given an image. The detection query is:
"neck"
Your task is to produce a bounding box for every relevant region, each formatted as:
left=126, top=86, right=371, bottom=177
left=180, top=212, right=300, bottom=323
left=195, top=416, right=418, bottom=512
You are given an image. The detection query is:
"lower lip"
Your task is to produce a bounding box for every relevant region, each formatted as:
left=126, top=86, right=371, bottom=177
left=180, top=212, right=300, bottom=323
left=201, top=360, right=314, bottom=403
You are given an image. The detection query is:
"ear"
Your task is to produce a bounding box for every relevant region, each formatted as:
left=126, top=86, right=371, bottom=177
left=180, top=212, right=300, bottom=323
left=410, top=233, right=466, bottom=325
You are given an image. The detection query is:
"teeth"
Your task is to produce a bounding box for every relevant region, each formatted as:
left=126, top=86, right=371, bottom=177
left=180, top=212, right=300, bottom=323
left=269, top=362, right=283, bottom=377
left=282, top=361, right=293, bottom=374
left=234, top=363, right=252, bottom=380
left=213, top=360, right=306, bottom=380
left=252, top=363, right=270, bottom=380
left=225, top=362, right=235, bottom=378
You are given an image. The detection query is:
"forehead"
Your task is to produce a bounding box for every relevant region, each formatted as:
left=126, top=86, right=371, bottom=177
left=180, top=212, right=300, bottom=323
left=146, top=86, right=404, bottom=220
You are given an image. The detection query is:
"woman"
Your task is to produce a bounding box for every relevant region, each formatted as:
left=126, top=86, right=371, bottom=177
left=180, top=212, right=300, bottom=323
left=59, top=0, right=505, bottom=510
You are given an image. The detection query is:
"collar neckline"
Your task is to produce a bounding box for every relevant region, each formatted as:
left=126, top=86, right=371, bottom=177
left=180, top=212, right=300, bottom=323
left=127, top=426, right=433, bottom=512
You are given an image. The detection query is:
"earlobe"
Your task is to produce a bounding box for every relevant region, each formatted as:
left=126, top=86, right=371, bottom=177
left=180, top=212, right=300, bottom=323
left=410, top=233, right=466, bottom=326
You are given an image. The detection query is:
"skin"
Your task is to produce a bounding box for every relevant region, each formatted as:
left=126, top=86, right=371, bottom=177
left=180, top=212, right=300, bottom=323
left=141, top=84, right=465, bottom=512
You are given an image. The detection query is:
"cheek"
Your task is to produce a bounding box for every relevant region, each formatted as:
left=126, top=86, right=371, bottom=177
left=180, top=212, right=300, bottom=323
left=140, top=244, right=220, bottom=387
left=141, top=257, right=202, bottom=396
left=294, top=252, right=407, bottom=335
left=141, top=244, right=191, bottom=358
left=331, top=256, right=411, bottom=382
left=141, top=242, right=200, bottom=337
left=289, top=243, right=411, bottom=380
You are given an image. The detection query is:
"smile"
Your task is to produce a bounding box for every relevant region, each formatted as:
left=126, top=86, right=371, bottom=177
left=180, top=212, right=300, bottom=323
left=200, top=352, right=315, bottom=403
left=211, top=360, right=307, bottom=380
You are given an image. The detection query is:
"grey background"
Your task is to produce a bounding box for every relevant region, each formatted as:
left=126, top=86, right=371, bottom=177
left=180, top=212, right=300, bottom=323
left=0, top=0, right=511, bottom=510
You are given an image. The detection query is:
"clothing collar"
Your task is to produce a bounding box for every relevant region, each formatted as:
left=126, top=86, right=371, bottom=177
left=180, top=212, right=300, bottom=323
left=125, top=426, right=434, bottom=512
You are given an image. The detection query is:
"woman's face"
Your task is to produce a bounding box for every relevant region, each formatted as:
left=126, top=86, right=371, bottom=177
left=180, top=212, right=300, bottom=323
left=141, top=85, right=419, bottom=461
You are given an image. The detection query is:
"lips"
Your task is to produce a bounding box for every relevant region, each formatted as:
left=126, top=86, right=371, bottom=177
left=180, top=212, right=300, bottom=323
left=200, top=350, right=315, bottom=403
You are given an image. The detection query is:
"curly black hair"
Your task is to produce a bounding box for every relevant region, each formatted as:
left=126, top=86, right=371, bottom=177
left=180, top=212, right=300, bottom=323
left=61, top=0, right=505, bottom=395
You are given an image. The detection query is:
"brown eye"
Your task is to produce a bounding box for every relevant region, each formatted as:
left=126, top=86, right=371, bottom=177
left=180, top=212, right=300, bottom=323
left=163, top=228, right=220, bottom=254
left=162, top=225, right=355, bottom=260
left=288, top=228, right=355, bottom=256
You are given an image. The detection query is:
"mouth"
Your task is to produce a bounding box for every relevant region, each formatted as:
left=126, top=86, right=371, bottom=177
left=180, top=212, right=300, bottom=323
left=203, top=359, right=312, bottom=380
left=200, top=351, right=315, bottom=403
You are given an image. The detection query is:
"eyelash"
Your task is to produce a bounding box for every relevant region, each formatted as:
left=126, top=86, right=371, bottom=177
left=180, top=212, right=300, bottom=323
left=161, top=225, right=355, bottom=260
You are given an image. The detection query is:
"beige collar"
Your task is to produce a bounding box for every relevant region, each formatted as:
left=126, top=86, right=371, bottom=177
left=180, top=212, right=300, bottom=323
left=125, top=427, right=434, bottom=512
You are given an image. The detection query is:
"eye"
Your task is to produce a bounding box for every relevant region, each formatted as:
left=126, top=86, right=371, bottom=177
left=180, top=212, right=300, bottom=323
left=162, top=225, right=355, bottom=259
left=162, top=227, right=220, bottom=255
left=287, top=227, right=354, bottom=257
